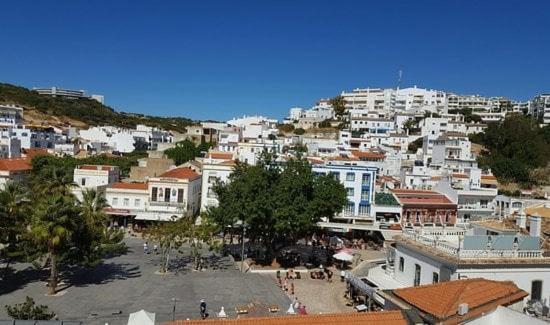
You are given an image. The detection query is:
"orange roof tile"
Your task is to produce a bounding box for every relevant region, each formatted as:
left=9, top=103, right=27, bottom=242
left=164, top=311, right=407, bottom=325
left=22, top=148, right=49, bottom=160
left=208, top=152, right=234, bottom=160
left=350, top=150, right=385, bottom=160
left=392, top=189, right=455, bottom=206
left=452, top=173, right=468, bottom=179
left=160, top=167, right=200, bottom=180
left=0, top=158, right=31, bottom=172
left=394, top=279, right=527, bottom=319
left=481, top=175, right=497, bottom=180
left=78, top=165, right=117, bottom=171
left=110, top=182, right=148, bottom=190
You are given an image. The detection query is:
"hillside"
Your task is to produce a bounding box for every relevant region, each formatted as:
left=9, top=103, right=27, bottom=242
left=0, top=83, right=194, bottom=132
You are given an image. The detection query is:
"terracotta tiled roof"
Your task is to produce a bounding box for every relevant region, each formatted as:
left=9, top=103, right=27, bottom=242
left=452, top=173, right=468, bottom=179
left=526, top=204, right=550, bottom=219
left=481, top=175, right=497, bottom=180
left=78, top=165, right=117, bottom=171
left=393, top=279, right=527, bottom=319
left=110, top=182, right=148, bottom=190
left=392, top=189, right=454, bottom=206
left=350, top=150, right=385, bottom=160
left=0, top=158, right=31, bottom=172
left=164, top=311, right=407, bottom=325
left=208, top=152, right=234, bottom=160
left=22, top=148, right=49, bottom=160
left=160, top=167, right=200, bottom=180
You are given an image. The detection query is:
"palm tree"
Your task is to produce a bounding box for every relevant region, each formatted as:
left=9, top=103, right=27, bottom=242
left=0, top=182, right=28, bottom=274
left=30, top=193, right=78, bottom=295
left=79, top=188, right=109, bottom=227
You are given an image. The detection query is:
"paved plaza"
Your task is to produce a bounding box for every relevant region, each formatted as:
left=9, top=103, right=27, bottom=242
left=0, top=237, right=290, bottom=325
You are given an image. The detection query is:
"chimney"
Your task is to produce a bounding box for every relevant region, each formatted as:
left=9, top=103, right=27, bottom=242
left=458, top=303, right=469, bottom=316
left=516, top=208, right=527, bottom=229
left=530, top=214, right=542, bottom=237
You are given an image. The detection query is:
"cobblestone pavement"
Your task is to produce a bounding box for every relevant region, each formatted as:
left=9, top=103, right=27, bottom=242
left=267, top=269, right=353, bottom=314
left=0, top=237, right=290, bottom=325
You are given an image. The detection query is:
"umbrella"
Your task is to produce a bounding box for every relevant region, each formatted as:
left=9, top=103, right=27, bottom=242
left=127, top=309, right=155, bottom=325
left=337, top=247, right=353, bottom=254
left=333, top=251, right=353, bottom=262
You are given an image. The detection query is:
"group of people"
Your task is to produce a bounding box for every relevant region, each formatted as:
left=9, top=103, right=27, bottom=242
left=143, top=241, right=158, bottom=254
left=310, top=264, right=333, bottom=282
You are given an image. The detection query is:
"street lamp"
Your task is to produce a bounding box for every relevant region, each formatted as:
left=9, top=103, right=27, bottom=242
left=171, top=298, right=179, bottom=321
left=234, top=220, right=248, bottom=273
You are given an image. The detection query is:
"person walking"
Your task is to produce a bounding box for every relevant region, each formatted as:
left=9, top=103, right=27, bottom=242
left=153, top=244, right=158, bottom=254
left=200, top=299, right=208, bottom=319
left=143, top=242, right=149, bottom=254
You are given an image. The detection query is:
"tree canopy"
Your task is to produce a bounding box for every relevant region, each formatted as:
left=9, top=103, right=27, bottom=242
left=475, top=114, right=550, bottom=185
left=329, top=95, right=347, bottom=118
left=5, top=297, right=56, bottom=320
left=164, top=140, right=212, bottom=165
left=208, top=153, right=346, bottom=252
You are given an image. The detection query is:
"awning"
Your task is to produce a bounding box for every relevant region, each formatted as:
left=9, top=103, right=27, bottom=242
left=135, top=211, right=179, bottom=221
left=104, top=208, right=133, bottom=216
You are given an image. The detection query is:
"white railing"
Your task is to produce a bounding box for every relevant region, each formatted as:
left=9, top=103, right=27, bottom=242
left=401, top=230, right=543, bottom=260
left=459, top=249, right=542, bottom=259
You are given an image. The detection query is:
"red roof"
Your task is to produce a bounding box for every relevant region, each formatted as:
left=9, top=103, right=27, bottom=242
left=164, top=311, right=407, bottom=325
left=78, top=165, right=117, bottom=171
left=22, top=148, right=49, bottom=160
left=350, top=150, right=385, bottom=160
left=208, top=152, right=234, bottom=160
left=160, top=167, right=200, bottom=180
left=392, top=189, right=454, bottom=206
left=0, top=158, right=31, bottom=172
left=452, top=173, right=468, bottom=179
left=110, top=182, right=148, bottom=190
left=394, top=279, right=527, bottom=320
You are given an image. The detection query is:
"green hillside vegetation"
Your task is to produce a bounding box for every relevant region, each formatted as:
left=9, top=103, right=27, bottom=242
left=473, top=114, right=550, bottom=187
left=0, top=83, right=194, bottom=132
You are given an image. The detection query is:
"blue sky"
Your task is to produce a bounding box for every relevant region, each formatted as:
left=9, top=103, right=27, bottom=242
left=1, top=1, right=549, bottom=121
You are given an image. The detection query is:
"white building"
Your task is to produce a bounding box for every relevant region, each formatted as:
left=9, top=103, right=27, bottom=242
left=0, top=104, right=24, bottom=127
left=530, top=94, right=550, bottom=125
left=312, top=162, right=377, bottom=220
left=384, top=220, right=550, bottom=307
left=430, top=132, right=477, bottom=173
left=0, top=127, right=21, bottom=159
left=79, top=126, right=136, bottom=153
left=33, top=86, right=104, bottom=103
left=72, top=164, right=120, bottom=201
left=199, top=152, right=236, bottom=211
left=0, top=158, right=31, bottom=190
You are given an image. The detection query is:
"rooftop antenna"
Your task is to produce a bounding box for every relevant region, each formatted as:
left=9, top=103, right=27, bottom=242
left=397, top=68, right=403, bottom=90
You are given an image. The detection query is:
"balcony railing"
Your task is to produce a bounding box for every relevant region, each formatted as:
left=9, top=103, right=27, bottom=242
left=401, top=230, right=543, bottom=260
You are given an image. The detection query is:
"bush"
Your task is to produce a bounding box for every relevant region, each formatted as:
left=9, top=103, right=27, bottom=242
left=277, top=124, right=295, bottom=133
left=5, top=297, right=55, bottom=320
left=318, top=119, right=332, bottom=128
left=293, top=128, right=306, bottom=135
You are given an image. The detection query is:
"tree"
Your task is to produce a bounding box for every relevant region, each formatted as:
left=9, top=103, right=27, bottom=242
left=277, top=124, right=295, bottom=133
left=30, top=193, right=79, bottom=295
left=145, top=217, right=185, bottom=273
left=0, top=182, right=28, bottom=275
left=475, top=114, right=550, bottom=185
left=209, top=154, right=346, bottom=258
left=164, top=139, right=211, bottom=165
left=408, top=138, right=423, bottom=153
left=5, top=296, right=55, bottom=320
left=329, top=95, right=347, bottom=118
left=318, top=119, right=332, bottom=128
left=293, top=128, right=305, bottom=135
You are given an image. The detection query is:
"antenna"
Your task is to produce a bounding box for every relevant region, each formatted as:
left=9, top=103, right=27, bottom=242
left=397, top=69, right=403, bottom=90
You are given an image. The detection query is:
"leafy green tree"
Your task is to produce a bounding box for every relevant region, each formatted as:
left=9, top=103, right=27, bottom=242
left=209, top=154, right=346, bottom=258
left=318, top=119, right=332, bottom=128
left=5, top=296, right=55, bottom=320
left=329, top=95, right=347, bottom=118
left=164, top=139, right=210, bottom=165
left=277, top=124, right=295, bottom=133
left=293, top=128, right=306, bottom=135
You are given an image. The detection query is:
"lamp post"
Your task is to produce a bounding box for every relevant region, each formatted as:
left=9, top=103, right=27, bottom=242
left=235, top=220, right=248, bottom=273
left=171, top=298, right=179, bottom=321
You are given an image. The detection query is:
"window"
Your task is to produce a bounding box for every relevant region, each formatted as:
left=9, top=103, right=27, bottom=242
left=207, top=188, right=216, bottom=198
left=151, top=187, right=158, bottom=202
left=164, top=188, right=171, bottom=202
left=532, top=280, right=543, bottom=301
left=208, top=176, right=217, bottom=184
left=362, top=174, right=370, bottom=185
left=346, top=187, right=354, bottom=197
left=134, top=199, right=141, bottom=207
left=123, top=198, right=129, bottom=206
left=359, top=203, right=369, bottom=216
left=329, top=171, right=340, bottom=180
left=112, top=197, right=118, bottom=206
left=81, top=178, right=86, bottom=186
left=345, top=202, right=354, bottom=214
left=414, top=264, right=421, bottom=286
left=177, top=189, right=184, bottom=203
left=432, top=272, right=439, bottom=284
left=361, top=189, right=370, bottom=201
left=346, top=172, right=355, bottom=181
left=399, top=257, right=404, bottom=272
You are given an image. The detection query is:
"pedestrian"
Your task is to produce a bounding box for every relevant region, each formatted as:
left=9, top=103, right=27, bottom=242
left=283, top=279, right=288, bottom=291
left=200, top=299, right=208, bottom=319
left=340, top=269, right=346, bottom=282
left=293, top=297, right=300, bottom=310
left=143, top=242, right=149, bottom=254
left=290, top=281, right=295, bottom=295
